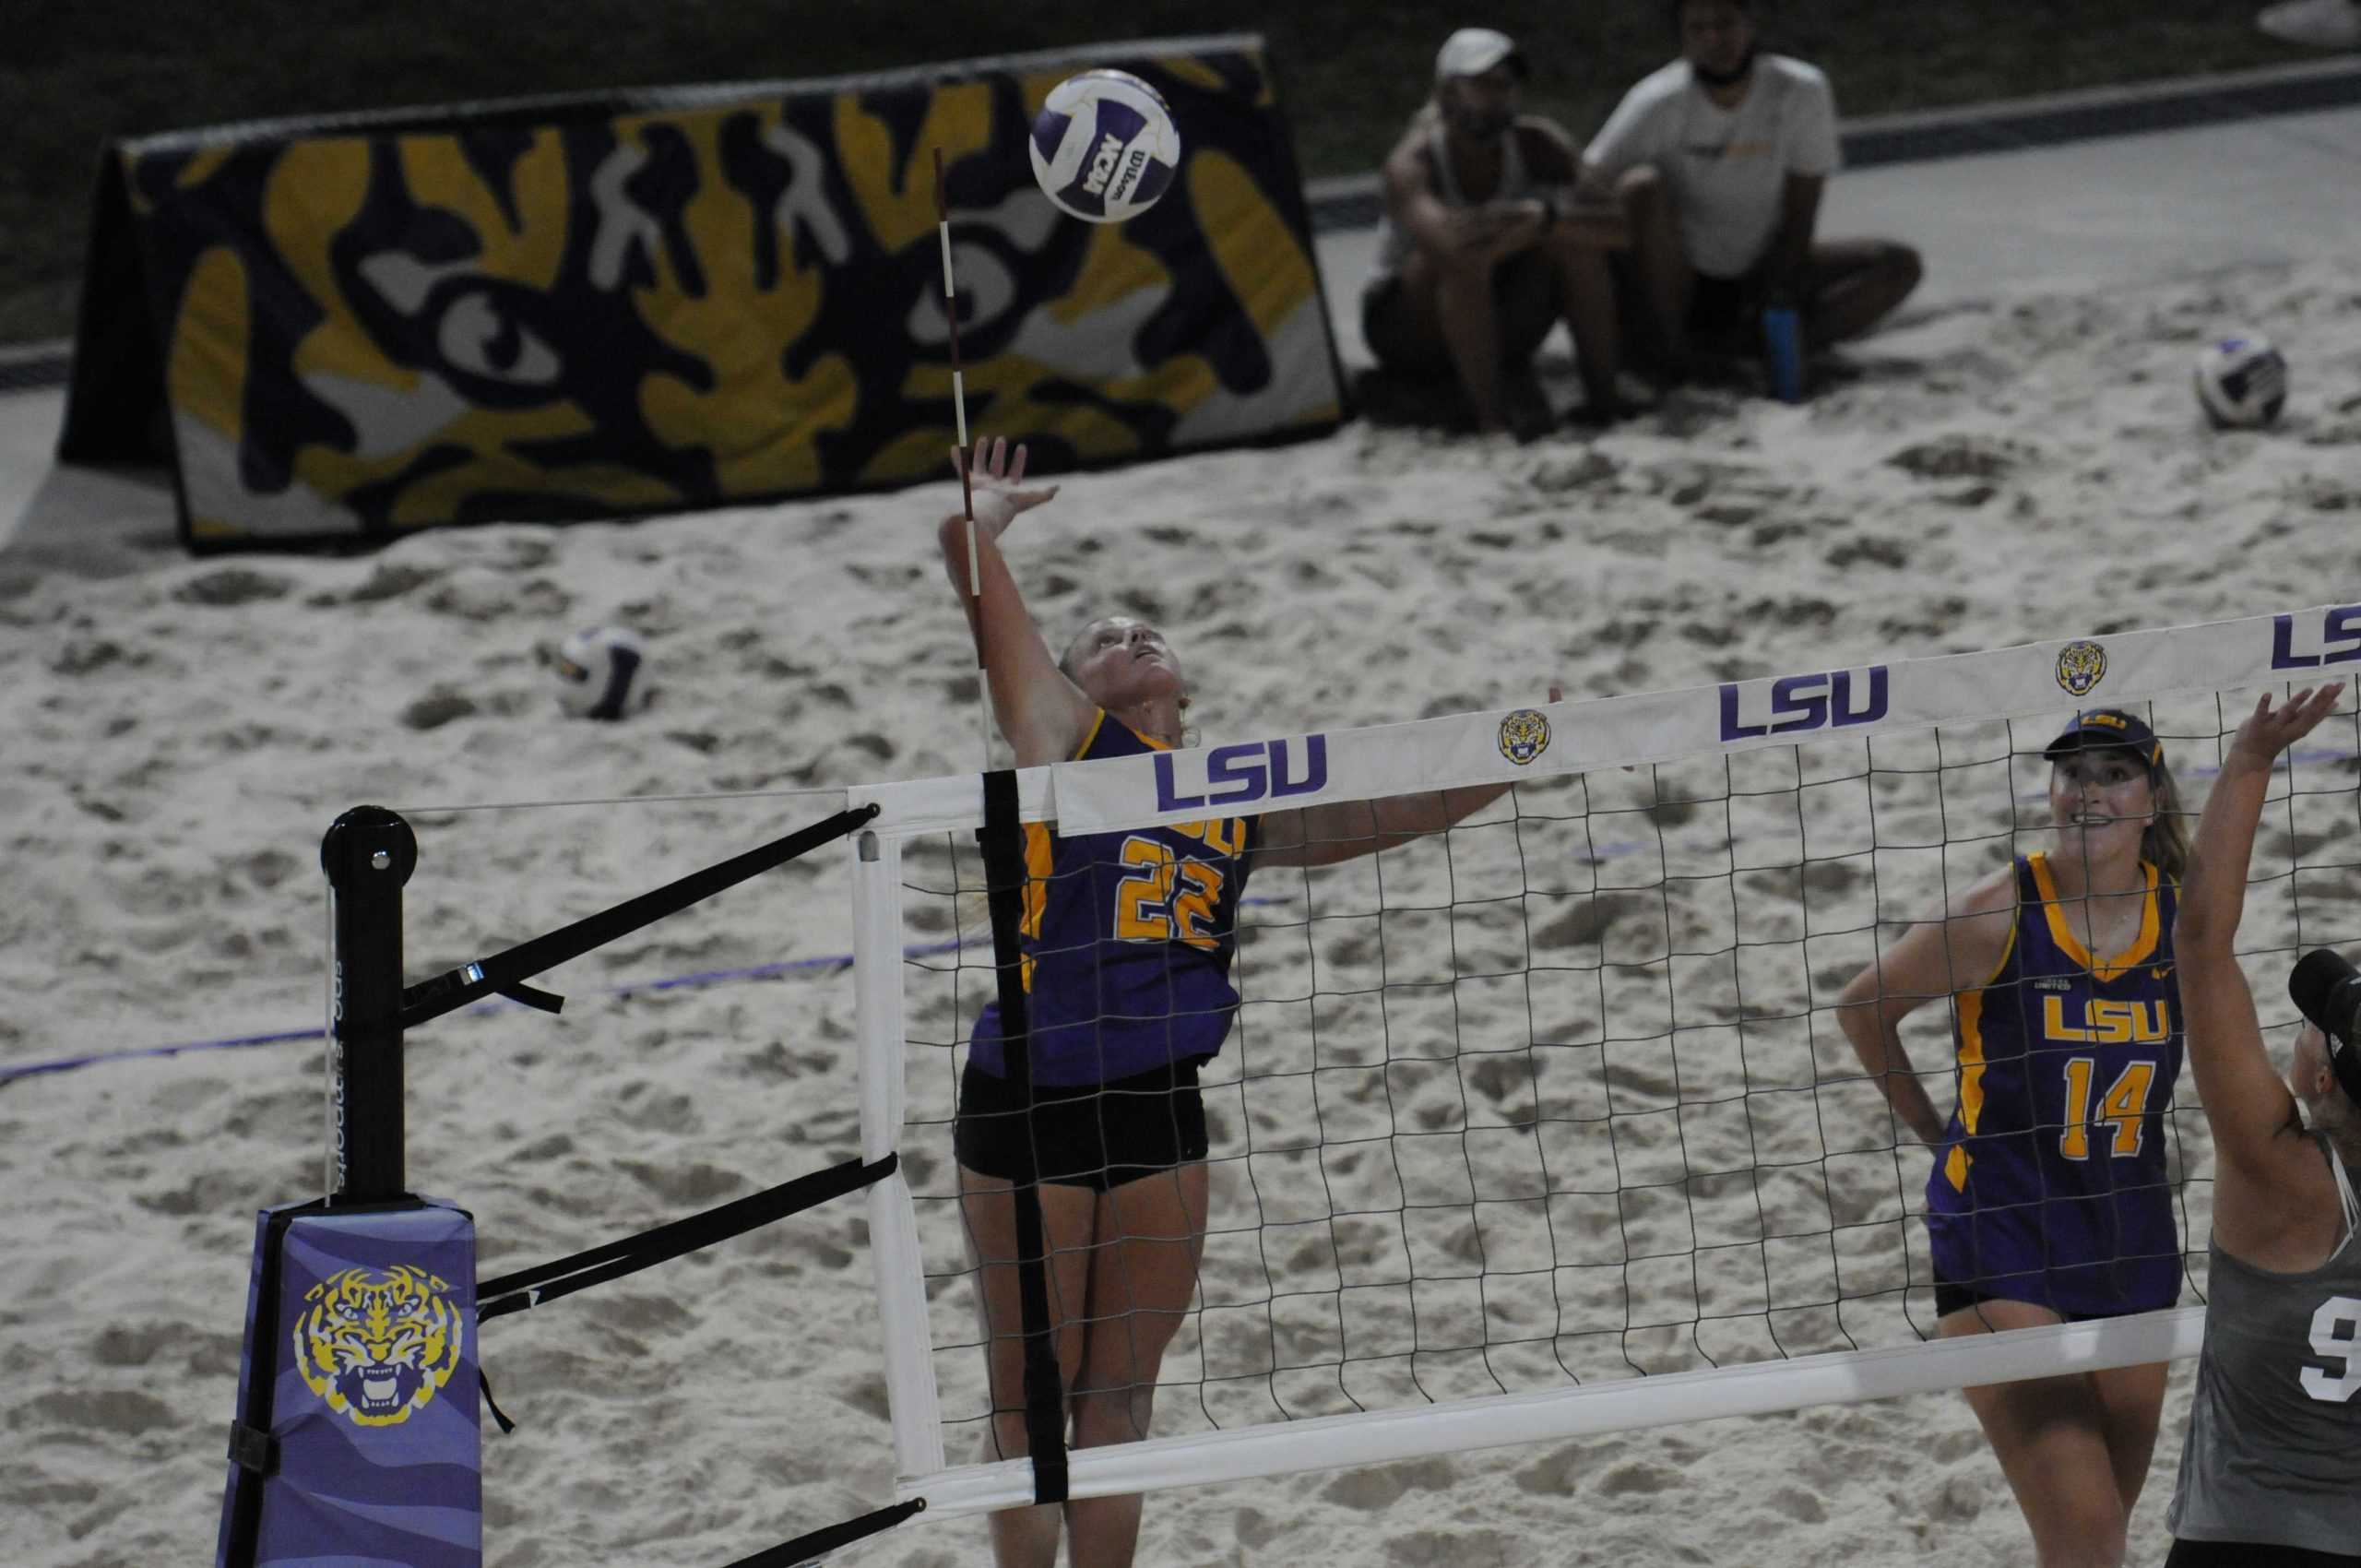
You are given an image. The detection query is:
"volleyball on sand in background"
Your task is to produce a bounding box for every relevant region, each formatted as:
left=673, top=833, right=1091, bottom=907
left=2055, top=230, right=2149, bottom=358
left=1027, top=69, right=1181, bottom=223
left=549, top=625, right=645, bottom=719
left=2193, top=333, right=2290, bottom=429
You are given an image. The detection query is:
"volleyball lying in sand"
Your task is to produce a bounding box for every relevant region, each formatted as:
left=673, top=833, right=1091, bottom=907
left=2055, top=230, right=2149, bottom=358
left=1027, top=68, right=1181, bottom=223
left=2193, top=333, right=2290, bottom=429
left=549, top=624, right=646, bottom=719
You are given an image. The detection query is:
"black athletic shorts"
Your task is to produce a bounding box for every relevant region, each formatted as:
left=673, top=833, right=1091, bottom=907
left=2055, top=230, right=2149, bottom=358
left=1687, top=265, right=1774, bottom=350
left=953, top=1057, right=1209, bottom=1194
left=2166, top=1538, right=2361, bottom=1567
left=1931, top=1270, right=2175, bottom=1324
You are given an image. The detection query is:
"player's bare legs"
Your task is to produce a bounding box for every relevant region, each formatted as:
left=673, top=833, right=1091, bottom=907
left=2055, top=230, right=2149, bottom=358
left=1942, top=1298, right=2165, bottom=1568
left=1062, top=1162, right=1210, bottom=1568
left=961, top=1169, right=1101, bottom=1568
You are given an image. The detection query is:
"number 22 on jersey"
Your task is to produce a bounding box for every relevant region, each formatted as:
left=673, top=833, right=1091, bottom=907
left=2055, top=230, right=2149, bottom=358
left=1112, top=836, right=1225, bottom=950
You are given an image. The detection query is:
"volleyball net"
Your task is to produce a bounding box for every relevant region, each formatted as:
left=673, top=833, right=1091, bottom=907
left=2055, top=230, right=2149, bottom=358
left=848, top=602, right=2361, bottom=1521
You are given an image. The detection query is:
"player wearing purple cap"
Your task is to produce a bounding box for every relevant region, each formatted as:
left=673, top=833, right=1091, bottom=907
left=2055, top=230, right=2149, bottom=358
left=1836, top=707, right=2192, bottom=1568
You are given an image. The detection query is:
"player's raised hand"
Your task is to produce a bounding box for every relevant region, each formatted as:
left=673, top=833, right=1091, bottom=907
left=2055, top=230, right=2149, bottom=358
left=950, top=435, right=1059, bottom=542
left=2227, top=684, right=2343, bottom=770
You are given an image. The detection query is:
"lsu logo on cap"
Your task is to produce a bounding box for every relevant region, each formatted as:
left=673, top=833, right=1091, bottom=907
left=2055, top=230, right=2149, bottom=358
left=292, top=1265, right=465, bottom=1428
left=2055, top=639, right=2108, bottom=697
left=1499, top=708, right=1551, bottom=766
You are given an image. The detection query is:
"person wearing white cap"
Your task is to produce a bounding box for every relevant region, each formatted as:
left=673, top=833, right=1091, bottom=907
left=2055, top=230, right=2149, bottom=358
left=1363, top=27, right=1629, bottom=437
left=1579, top=0, right=1921, bottom=389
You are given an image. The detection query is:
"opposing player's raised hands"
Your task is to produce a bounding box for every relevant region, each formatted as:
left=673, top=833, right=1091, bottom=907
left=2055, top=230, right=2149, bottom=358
left=2225, top=684, right=2343, bottom=772
left=948, top=435, right=1059, bottom=543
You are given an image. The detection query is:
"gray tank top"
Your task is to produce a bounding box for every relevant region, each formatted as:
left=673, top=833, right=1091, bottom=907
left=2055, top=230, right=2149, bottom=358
left=1371, top=116, right=1533, bottom=282
left=2167, top=1135, right=2361, bottom=1553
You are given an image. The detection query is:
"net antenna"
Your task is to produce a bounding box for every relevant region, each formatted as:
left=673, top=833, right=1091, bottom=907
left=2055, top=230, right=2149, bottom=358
left=932, top=146, right=993, bottom=770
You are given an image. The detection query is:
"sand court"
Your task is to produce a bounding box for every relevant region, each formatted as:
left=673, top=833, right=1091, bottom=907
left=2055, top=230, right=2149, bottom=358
left=4, top=74, right=2361, bottom=1568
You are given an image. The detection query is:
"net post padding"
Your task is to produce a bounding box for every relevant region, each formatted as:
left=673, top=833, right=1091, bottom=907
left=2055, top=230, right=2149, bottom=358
left=852, top=825, right=948, bottom=1480
left=975, top=768, right=1070, bottom=1504
left=908, top=1309, right=2204, bottom=1517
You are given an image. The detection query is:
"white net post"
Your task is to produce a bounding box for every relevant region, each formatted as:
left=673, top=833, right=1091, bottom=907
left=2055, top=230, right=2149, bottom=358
left=850, top=814, right=946, bottom=1483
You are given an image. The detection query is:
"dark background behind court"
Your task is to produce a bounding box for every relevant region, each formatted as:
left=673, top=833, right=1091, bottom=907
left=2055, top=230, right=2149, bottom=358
left=0, top=1, right=2314, bottom=344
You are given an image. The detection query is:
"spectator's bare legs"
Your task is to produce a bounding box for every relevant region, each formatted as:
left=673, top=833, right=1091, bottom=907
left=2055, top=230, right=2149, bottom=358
left=1616, top=164, right=1694, bottom=375
left=1426, top=246, right=1515, bottom=432
left=1367, top=211, right=1626, bottom=432
left=1539, top=219, right=1625, bottom=414
left=1803, top=238, right=1925, bottom=346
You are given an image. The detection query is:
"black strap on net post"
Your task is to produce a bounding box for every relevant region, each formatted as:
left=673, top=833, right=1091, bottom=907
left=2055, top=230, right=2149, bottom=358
left=977, top=768, right=1070, bottom=1505
left=477, top=1152, right=897, bottom=1324
left=718, top=1498, right=927, bottom=1568
left=398, top=804, right=878, bottom=1031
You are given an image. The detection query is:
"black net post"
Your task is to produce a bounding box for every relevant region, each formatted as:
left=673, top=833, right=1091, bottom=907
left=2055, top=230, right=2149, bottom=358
left=321, top=805, right=416, bottom=1203
left=977, top=770, right=1070, bottom=1504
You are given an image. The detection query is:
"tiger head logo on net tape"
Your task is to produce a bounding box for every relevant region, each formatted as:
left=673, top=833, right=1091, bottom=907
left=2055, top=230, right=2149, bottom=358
left=1498, top=708, right=1551, bottom=766
left=292, top=1265, right=465, bottom=1428
left=2054, top=639, right=2108, bottom=697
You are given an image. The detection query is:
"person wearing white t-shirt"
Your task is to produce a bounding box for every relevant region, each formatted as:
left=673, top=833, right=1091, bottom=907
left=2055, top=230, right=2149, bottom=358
left=1579, top=0, right=1921, bottom=386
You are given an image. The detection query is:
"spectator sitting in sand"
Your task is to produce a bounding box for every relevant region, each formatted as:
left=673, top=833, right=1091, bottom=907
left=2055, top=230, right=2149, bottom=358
left=1579, top=0, right=1922, bottom=390
left=1362, top=28, right=1630, bottom=438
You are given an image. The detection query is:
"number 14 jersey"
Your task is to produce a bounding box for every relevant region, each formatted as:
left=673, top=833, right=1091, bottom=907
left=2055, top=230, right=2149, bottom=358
left=1924, top=851, right=2186, bottom=1317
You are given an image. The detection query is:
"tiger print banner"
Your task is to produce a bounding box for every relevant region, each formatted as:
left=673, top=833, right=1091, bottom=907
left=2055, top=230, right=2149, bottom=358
left=65, top=36, right=1344, bottom=548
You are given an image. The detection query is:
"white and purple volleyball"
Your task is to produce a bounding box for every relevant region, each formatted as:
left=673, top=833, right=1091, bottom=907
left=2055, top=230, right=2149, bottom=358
left=2194, top=334, right=2289, bottom=429
left=552, top=626, right=645, bottom=720
left=1027, top=69, right=1181, bottom=224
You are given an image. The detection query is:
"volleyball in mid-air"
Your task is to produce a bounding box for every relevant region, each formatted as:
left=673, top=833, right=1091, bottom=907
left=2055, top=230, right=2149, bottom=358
left=2193, top=334, right=2289, bottom=429
left=551, top=625, right=645, bottom=719
left=1027, top=69, right=1181, bottom=224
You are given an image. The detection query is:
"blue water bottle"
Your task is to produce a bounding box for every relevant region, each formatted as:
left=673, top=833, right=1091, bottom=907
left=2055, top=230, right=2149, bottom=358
left=1762, top=304, right=1806, bottom=404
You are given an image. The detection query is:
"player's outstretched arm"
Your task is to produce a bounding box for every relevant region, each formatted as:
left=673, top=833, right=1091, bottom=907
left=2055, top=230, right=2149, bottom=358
left=935, top=436, right=1094, bottom=768
left=2177, top=685, right=2343, bottom=1182
left=1256, top=686, right=1560, bottom=869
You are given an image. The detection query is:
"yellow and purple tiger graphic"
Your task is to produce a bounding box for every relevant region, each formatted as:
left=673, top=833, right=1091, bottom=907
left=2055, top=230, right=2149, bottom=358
left=291, top=1265, right=465, bottom=1428
left=81, top=45, right=1341, bottom=546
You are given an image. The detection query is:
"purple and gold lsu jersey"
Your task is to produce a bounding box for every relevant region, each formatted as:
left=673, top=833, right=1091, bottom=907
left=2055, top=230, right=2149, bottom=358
left=1925, top=852, right=2186, bottom=1317
left=970, top=712, right=1257, bottom=1088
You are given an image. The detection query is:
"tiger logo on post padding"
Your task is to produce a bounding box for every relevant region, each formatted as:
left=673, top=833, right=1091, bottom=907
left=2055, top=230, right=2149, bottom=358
left=1499, top=708, right=1551, bottom=766
left=292, top=1265, right=465, bottom=1428
left=2055, top=639, right=2108, bottom=697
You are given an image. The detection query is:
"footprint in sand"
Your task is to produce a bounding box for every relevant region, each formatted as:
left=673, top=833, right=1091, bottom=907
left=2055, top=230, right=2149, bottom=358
left=173, top=568, right=291, bottom=607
